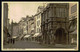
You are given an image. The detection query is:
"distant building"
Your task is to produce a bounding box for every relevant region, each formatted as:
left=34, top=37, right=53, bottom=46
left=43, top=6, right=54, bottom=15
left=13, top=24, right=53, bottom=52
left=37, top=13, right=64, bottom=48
left=12, top=22, right=19, bottom=39
left=22, top=18, right=27, bottom=35
left=18, top=17, right=27, bottom=40
left=32, top=15, right=37, bottom=35
left=25, top=16, right=34, bottom=41
left=32, top=15, right=37, bottom=41
left=30, top=17, right=35, bottom=36
left=27, top=17, right=32, bottom=35
left=18, top=20, right=23, bottom=37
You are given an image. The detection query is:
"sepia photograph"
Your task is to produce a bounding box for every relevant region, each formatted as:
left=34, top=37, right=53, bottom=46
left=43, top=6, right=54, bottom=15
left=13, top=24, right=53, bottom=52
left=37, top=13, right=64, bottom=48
left=1, top=1, right=79, bottom=51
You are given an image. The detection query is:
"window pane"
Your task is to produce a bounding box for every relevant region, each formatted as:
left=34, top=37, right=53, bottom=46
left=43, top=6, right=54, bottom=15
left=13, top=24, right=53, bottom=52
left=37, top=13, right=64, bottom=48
left=56, top=8, right=59, bottom=17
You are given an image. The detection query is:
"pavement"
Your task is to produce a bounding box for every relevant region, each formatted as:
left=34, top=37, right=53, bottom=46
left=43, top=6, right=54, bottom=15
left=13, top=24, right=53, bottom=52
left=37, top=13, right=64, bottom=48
left=3, top=40, right=77, bottom=49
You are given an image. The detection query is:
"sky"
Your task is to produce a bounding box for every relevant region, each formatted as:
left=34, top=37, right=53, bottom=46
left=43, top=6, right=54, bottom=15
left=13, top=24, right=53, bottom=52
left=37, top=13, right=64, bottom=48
left=8, top=3, right=44, bottom=23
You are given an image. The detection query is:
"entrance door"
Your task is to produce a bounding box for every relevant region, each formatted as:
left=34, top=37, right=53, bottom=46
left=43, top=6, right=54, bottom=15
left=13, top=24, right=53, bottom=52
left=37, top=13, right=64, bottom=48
left=54, top=28, right=66, bottom=44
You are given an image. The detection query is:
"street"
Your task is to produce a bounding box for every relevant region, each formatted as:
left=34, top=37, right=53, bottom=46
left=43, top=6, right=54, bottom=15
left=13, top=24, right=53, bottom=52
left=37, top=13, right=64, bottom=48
left=3, top=40, right=77, bottom=49
left=4, top=40, right=47, bottom=49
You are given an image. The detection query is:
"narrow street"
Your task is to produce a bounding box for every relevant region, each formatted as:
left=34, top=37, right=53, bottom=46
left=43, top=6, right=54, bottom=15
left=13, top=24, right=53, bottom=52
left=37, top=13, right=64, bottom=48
left=4, top=40, right=77, bottom=49
left=4, top=40, right=47, bottom=49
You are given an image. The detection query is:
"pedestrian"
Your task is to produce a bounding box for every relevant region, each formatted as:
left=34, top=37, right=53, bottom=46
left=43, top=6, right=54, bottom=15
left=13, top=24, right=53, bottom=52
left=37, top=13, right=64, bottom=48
left=13, top=39, right=15, bottom=44
left=11, top=38, right=12, bottom=44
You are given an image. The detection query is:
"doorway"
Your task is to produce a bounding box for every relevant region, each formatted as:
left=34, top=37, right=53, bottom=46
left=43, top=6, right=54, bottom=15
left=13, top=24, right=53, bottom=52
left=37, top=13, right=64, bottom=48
left=54, top=28, right=67, bottom=44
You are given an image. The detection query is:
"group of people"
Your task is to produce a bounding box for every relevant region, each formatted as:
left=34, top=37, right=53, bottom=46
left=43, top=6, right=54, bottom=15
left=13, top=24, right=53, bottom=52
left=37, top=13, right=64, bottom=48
left=7, top=38, right=15, bottom=44
left=4, top=26, right=16, bottom=45
left=11, top=38, right=15, bottom=44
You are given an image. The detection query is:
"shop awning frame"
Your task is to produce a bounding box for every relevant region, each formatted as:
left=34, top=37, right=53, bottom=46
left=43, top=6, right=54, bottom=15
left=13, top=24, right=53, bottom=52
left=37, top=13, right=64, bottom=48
left=32, top=33, right=42, bottom=37
left=24, top=35, right=30, bottom=38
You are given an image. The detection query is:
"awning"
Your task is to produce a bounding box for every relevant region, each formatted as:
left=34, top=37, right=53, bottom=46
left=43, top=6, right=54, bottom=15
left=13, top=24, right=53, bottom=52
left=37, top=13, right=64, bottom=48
left=12, top=36, right=17, bottom=38
left=24, top=35, right=30, bottom=38
left=38, top=33, right=42, bottom=37
left=32, top=33, right=42, bottom=37
left=19, top=34, right=25, bottom=39
left=32, top=33, right=39, bottom=37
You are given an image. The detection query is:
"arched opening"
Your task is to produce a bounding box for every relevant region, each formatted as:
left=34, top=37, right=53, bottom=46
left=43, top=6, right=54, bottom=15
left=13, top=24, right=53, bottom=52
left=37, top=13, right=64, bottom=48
left=54, top=28, right=67, bottom=44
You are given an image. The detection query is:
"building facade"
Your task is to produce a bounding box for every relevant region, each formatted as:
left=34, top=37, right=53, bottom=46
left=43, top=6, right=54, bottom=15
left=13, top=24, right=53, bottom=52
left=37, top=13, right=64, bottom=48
left=36, top=6, right=42, bottom=34
left=3, top=3, right=9, bottom=44
left=31, top=17, right=35, bottom=36
left=12, top=23, right=19, bottom=39
left=41, top=3, right=69, bottom=44
left=18, top=17, right=28, bottom=40
left=26, top=16, right=35, bottom=41
left=22, top=18, right=27, bottom=35
left=69, top=3, right=77, bottom=44
left=27, top=17, right=32, bottom=35
left=18, top=20, right=23, bottom=38
left=31, top=6, right=44, bottom=42
left=3, top=3, right=8, bottom=28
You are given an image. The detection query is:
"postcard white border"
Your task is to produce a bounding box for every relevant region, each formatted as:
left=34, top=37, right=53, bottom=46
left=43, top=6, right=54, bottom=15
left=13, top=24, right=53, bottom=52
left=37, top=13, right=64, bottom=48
left=1, top=1, right=79, bottom=51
